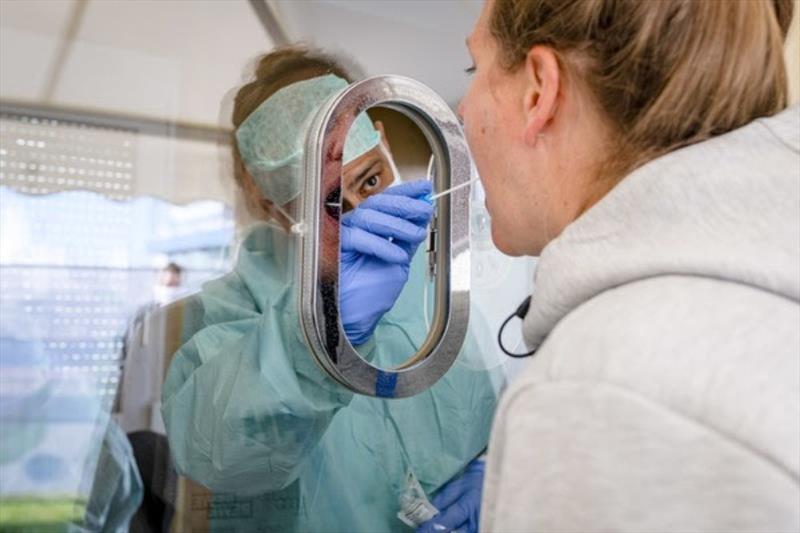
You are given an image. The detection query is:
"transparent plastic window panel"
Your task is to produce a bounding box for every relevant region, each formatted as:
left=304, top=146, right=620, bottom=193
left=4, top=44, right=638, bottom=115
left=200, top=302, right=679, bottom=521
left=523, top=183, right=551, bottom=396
left=0, top=113, right=233, bottom=531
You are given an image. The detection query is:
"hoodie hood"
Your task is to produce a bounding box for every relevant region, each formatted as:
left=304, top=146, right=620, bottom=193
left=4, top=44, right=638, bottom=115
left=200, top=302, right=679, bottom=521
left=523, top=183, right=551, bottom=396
left=523, top=105, right=800, bottom=350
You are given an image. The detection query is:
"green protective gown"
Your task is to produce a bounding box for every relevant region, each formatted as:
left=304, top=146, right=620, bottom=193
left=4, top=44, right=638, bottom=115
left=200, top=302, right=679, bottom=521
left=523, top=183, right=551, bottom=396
left=162, top=223, right=505, bottom=532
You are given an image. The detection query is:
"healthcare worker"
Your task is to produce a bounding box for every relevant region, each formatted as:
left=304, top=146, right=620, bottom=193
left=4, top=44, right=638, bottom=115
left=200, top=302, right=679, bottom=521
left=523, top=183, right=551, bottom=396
left=460, top=0, right=800, bottom=531
left=162, top=47, right=501, bottom=533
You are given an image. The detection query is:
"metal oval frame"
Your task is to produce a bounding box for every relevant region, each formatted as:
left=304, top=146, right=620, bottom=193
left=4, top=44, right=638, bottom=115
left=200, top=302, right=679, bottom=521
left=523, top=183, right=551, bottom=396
left=298, top=75, right=471, bottom=398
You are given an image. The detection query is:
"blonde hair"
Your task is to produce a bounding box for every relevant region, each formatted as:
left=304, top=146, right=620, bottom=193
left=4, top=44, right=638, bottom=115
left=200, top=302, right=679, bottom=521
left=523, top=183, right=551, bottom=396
left=231, top=45, right=355, bottom=218
left=490, top=0, right=794, bottom=179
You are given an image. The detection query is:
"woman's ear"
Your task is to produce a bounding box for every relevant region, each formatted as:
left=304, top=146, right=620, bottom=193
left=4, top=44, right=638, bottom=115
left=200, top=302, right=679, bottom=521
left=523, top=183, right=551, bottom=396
left=523, top=46, right=560, bottom=147
left=373, top=120, right=392, bottom=154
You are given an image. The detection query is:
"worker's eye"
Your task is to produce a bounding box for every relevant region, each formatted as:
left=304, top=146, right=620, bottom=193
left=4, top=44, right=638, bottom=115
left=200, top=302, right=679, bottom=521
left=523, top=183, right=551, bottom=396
left=360, top=175, right=380, bottom=194
left=464, top=65, right=476, bottom=75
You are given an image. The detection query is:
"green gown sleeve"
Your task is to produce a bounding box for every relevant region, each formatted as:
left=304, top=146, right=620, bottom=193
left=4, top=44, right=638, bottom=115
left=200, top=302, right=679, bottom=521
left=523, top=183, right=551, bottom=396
left=161, top=226, right=355, bottom=495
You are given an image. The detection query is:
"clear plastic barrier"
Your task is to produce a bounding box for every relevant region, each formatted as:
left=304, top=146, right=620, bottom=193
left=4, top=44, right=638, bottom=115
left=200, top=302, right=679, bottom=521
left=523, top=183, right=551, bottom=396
left=0, top=1, right=536, bottom=531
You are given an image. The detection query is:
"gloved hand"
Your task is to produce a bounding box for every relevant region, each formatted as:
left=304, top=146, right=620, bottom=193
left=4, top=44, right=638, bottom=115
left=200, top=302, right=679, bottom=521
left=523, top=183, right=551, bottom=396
left=416, top=459, right=485, bottom=533
left=340, top=180, right=433, bottom=345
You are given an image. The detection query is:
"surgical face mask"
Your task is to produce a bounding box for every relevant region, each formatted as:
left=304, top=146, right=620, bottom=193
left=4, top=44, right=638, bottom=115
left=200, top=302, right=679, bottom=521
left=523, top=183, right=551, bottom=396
left=379, top=141, right=402, bottom=186
left=236, top=74, right=381, bottom=206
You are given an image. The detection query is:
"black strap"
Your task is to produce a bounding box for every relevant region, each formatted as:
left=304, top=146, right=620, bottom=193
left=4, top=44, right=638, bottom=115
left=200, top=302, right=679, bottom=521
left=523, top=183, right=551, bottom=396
left=497, top=295, right=537, bottom=358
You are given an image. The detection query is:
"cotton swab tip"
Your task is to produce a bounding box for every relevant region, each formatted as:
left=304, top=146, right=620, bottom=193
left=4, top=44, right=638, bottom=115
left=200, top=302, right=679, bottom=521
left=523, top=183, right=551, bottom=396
left=426, top=177, right=480, bottom=201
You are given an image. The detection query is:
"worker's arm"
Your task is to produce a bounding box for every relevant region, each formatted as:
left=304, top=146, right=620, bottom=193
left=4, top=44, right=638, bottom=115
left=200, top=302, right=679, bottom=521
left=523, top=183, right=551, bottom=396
left=161, top=270, right=354, bottom=496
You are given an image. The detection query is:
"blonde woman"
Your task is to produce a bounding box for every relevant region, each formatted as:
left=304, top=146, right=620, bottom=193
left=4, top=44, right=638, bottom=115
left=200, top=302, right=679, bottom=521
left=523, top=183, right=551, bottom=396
left=457, top=0, right=799, bottom=531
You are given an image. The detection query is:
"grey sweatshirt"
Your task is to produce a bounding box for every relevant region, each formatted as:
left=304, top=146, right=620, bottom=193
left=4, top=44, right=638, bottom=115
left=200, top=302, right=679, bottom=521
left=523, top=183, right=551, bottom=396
left=481, top=106, right=800, bottom=532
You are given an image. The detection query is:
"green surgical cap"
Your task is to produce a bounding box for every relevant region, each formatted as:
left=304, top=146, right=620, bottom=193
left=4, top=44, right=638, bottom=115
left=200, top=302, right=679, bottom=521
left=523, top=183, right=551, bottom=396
left=236, top=74, right=381, bottom=205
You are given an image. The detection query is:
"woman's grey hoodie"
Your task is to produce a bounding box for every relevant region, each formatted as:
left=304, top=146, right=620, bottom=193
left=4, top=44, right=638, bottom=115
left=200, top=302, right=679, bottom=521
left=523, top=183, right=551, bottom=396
left=482, top=106, right=800, bottom=532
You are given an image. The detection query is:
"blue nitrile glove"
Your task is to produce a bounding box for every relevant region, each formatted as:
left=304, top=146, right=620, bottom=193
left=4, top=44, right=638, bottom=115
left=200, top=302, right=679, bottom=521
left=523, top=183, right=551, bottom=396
left=340, top=180, right=433, bottom=345
left=417, top=459, right=485, bottom=533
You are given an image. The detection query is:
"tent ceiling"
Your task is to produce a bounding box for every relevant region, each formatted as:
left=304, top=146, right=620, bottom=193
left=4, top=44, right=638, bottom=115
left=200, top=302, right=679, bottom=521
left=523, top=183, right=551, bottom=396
left=0, top=0, right=483, bottom=128
left=1, top=0, right=797, bottom=130
left=271, top=0, right=482, bottom=109
left=0, top=0, right=271, bottom=127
